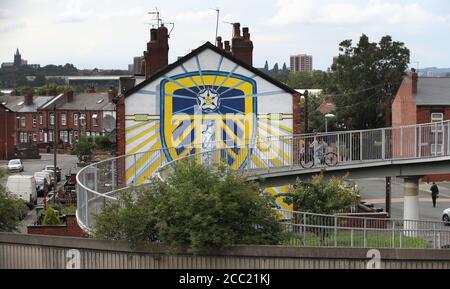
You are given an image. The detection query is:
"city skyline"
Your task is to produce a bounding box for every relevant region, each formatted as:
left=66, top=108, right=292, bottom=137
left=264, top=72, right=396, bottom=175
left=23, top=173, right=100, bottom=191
left=1, top=0, right=450, bottom=71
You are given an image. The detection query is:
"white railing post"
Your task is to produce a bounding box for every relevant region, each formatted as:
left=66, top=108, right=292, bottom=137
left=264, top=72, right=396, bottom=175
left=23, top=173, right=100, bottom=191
left=400, top=127, right=403, bottom=158
left=382, top=128, right=386, bottom=160
left=433, top=223, right=437, bottom=249
left=392, top=221, right=395, bottom=249
left=363, top=218, right=367, bottom=248
left=133, top=154, right=137, bottom=185
left=360, top=131, right=363, bottom=161
left=334, top=215, right=338, bottom=247
left=350, top=132, right=353, bottom=162
left=418, top=126, right=422, bottom=158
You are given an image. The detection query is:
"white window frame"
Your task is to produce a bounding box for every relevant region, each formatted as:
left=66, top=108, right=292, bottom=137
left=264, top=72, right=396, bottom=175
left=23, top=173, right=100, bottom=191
left=92, top=113, right=98, bottom=127
left=21, top=115, right=26, bottom=127
left=431, top=113, right=444, bottom=133
left=74, top=114, right=78, bottom=127
left=39, top=113, right=43, bottom=125
left=50, top=113, right=55, bottom=125
left=33, top=133, right=37, bottom=142
left=32, top=114, right=36, bottom=127
left=61, top=113, right=67, bottom=126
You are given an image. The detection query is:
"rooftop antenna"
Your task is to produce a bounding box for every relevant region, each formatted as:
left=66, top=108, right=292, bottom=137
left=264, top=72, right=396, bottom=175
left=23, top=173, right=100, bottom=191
left=210, top=8, right=220, bottom=45
left=162, top=22, right=175, bottom=37
left=148, top=7, right=161, bottom=28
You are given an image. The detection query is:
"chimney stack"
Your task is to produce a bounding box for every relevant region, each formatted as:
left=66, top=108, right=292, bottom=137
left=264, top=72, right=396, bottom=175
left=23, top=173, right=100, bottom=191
left=144, top=25, right=169, bottom=79
left=224, top=41, right=231, bottom=52
left=65, top=90, right=74, bottom=103
left=24, top=89, right=33, bottom=105
left=216, top=36, right=223, bottom=49
left=411, top=68, right=418, bottom=94
left=108, top=86, right=116, bottom=103
left=231, top=23, right=253, bottom=66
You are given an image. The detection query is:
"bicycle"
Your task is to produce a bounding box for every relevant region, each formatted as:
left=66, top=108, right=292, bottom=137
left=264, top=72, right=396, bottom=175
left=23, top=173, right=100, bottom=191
left=299, top=149, right=338, bottom=168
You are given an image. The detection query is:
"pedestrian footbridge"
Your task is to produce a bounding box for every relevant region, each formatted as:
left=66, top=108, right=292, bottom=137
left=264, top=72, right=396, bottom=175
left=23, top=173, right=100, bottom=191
left=77, top=121, right=450, bottom=239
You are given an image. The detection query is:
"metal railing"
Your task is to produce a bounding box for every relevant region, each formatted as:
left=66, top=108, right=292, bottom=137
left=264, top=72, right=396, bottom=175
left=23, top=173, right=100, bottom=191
left=77, top=120, right=450, bottom=241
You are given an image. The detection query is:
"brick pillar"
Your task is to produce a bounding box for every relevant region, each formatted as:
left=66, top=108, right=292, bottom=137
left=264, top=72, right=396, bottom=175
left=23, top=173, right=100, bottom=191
left=292, top=93, right=302, bottom=166
left=116, top=94, right=126, bottom=187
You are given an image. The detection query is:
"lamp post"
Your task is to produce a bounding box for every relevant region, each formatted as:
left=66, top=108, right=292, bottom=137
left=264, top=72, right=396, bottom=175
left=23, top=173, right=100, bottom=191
left=4, top=109, right=8, bottom=160
left=325, top=113, right=335, bottom=133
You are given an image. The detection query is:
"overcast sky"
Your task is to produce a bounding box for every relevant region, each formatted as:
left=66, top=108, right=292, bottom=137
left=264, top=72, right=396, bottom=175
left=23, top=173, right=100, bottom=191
left=1, top=0, right=449, bottom=71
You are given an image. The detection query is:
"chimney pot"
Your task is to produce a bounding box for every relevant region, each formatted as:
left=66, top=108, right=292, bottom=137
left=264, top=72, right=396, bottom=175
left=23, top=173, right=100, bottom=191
left=233, top=23, right=241, bottom=38
left=224, top=41, right=231, bottom=52
left=108, top=87, right=116, bottom=103
left=243, top=27, right=250, bottom=40
left=150, top=28, right=157, bottom=41
left=216, top=36, right=223, bottom=49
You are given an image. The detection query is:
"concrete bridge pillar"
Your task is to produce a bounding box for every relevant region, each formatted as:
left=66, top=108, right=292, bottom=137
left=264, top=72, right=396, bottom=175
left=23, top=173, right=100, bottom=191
left=403, top=176, right=420, bottom=237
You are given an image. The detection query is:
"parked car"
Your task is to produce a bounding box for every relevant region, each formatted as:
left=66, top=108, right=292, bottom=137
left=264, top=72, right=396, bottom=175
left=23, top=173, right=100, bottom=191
left=43, top=165, right=61, bottom=182
left=34, top=171, right=52, bottom=189
left=443, top=208, right=450, bottom=226
left=342, top=179, right=359, bottom=192
left=34, top=176, right=49, bottom=198
left=7, top=159, right=24, bottom=172
left=6, top=175, right=37, bottom=207
left=42, top=169, right=57, bottom=187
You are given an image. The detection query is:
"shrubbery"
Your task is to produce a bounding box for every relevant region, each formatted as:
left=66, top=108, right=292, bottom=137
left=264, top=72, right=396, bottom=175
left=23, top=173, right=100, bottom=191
left=93, top=160, right=283, bottom=254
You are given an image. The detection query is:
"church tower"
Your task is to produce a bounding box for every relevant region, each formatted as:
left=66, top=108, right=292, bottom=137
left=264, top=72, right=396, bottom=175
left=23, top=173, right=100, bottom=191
left=14, top=48, right=22, bottom=67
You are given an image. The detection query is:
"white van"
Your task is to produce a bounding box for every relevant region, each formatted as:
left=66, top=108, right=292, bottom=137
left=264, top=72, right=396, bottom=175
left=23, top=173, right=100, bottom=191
left=6, top=175, right=37, bottom=205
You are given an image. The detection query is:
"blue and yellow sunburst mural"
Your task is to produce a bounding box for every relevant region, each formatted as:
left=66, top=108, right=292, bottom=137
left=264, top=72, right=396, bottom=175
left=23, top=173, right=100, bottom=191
left=125, top=48, right=296, bottom=211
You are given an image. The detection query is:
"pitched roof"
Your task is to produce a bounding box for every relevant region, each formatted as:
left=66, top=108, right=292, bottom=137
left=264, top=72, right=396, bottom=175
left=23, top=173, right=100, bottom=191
left=41, top=93, right=115, bottom=111
left=415, top=77, right=450, bottom=106
left=124, top=41, right=298, bottom=97
left=0, top=95, right=53, bottom=112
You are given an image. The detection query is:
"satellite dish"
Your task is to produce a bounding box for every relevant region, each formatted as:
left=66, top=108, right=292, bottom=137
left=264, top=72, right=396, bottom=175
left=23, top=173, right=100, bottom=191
left=103, top=115, right=116, bottom=133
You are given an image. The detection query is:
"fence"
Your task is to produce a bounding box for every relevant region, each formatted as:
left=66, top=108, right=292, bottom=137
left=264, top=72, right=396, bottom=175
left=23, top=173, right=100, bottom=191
left=77, top=121, right=450, bottom=236
left=278, top=210, right=450, bottom=249
left=2, top=233, right=450, bottom=269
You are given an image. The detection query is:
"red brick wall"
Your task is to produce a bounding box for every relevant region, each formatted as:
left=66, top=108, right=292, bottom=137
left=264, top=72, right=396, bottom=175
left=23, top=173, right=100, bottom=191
left=27, top=215, right=88, bottom=238
left=392, top=77, right=416, bottom=127
left=0, top=106, right=16, bottom=160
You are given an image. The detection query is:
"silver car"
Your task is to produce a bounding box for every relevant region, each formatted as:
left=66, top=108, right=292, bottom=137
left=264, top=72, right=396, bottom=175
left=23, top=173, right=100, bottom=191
left=443, top=208, right=450, bottom=226
left=7, top=159, right=24, bottom=172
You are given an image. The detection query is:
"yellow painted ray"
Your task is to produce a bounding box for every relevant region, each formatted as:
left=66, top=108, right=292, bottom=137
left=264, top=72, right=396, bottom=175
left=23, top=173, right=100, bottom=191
left=126, top=123, right=160, bottom=145
left=256, top=132, right=290, bottom=163
left=126, top=120, right=155, bottom=133
left=256, top=142, right=284, bottom=167
left=128, top=133, right=160, bottom=155
left=172, top=121, right=195, bottom=147
left=136, top=158, right=162, bottom=184
left=126, top=143, right=161, bottom=181
left=258, top=119, right=293, bottom=134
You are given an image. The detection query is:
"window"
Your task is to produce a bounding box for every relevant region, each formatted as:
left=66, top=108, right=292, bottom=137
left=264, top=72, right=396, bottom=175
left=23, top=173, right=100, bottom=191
left=49, top=130, right=54, bottom=142
left=50, top=113, right=55, bottom=125
left=20, top=132, right=28, bottom=143
left=60, top=130, right=69, bottom=143
left=32, top=114, right=36, bottom=127
left=33, top=133, right=37, bottom=142
left=39, top=131, right=43, bottom=142
left=21, top=115, right=26, bottom=127
left=431, top=113, right=444, bottom=133
left=61, top=113, right=67, bottom=126
left=39, top=113, right=43, bottom=125
left=80, top=114, right=86, bottom=127
left=74, top=131, right=78, bottom=140
left=74, top=114, right=78, bottom=127
left=92, top=113, right=98, bottom=127
left=431, top=113, right=444, bottom=122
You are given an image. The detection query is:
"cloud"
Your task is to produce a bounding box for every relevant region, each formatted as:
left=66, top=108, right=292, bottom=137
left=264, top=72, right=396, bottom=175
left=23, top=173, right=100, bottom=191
left=269, top=0, right=448, bottom=27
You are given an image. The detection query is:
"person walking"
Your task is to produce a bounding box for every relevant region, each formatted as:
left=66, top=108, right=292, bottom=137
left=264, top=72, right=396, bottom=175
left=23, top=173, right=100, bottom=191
left=430, top=182, right=439, bottom=208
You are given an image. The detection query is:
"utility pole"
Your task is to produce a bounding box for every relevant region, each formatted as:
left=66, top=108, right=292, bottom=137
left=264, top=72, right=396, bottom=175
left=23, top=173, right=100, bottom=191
left=385, top=81, right=392, bottom=217
left=53, top=106, right=57, bottom=204
left=213, top=8, right=220, bottom=45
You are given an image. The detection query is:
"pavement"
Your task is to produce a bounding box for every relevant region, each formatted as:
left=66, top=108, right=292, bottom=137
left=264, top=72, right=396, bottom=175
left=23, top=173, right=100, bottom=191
left=356, top=178, right=450, bottom=221
left=1, top=154, right=79, bottom=233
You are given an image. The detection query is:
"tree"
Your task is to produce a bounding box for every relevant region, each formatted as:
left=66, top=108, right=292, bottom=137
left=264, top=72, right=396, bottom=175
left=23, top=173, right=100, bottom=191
left=272, top=63, right=279, bottom=74
left=93, top=160, right=283, bottom=254
left=282, top=62, right=288, bottom=72
left=331, top=34, right=410, bottom=129
left=43, top=207, right=63, bottom=225
left=0, top=169, right=28, bottom=232
left=284, top=172, right=357, bottom=215
left=72, top=136, right=96, bottom=162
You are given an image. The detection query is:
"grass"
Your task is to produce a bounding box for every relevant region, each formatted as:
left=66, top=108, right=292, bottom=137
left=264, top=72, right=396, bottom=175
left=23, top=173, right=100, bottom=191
left=282, top=230, right=429, bottom=249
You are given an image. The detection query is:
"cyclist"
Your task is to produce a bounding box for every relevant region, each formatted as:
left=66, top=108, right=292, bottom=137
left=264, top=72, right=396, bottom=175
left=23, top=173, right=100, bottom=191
left=309, top=133, right=328, bottom=165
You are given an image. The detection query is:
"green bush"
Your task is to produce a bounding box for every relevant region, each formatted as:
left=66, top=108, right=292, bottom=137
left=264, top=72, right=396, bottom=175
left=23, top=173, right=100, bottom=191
left=0, top=189, right=28, bottom=232
left=43, top=207, right=63, bottom=225
left=72, top=136, right=96, bottom=162
left=94, top=160, right=283, bottom=254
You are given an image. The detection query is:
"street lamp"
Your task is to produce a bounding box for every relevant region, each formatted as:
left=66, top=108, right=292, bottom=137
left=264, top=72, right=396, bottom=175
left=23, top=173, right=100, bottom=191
left=325, top=113, right=335, bottom=133
left=4, top=109, right=8, bottom=160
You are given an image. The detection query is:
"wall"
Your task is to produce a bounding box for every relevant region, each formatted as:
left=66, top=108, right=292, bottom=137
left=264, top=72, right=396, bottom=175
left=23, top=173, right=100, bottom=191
left=392, top=77, right=416, bottom=127
left=0, top=106, right=15, bottom=160
left=124, top=47, right=295, bottom=211
left=1, top=233, right=450, bottom=269
left=27, top=215, right=88, bottom=238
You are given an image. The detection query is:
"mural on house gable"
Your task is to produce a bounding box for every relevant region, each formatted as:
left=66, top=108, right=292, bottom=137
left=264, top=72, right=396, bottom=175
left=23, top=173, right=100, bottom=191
left=124, top=48, right=295, bottom=212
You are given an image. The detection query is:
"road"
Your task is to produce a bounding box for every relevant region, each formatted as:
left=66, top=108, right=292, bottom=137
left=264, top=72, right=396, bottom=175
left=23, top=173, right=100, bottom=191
left=1, top=154, right=78, bottom=233
left=356, top=178, right=450, bottom=221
